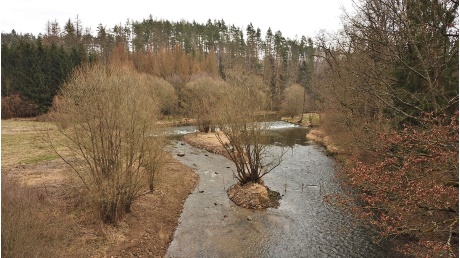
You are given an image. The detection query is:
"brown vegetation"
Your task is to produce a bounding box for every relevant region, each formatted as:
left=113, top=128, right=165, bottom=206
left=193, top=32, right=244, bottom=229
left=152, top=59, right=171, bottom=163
left=327, top=114, right=459, bottom=257
left=1, top=94, right=40, bottom=119
left=312, top=1, right=458, bottom=256
left=227, top=183, right=281, bottom=209
left=183, top=132, right=229, bottom=158
left=306, top=129, right=341, bottom=155
left=183, top=76, right=227, bottom=132
left=1, top=119, right=198, bottom=257
left=52, top=62, right=168, bottom=224
left=215, top=69, right=285, bottom=185
left=281, top=83, right=305, bottom=118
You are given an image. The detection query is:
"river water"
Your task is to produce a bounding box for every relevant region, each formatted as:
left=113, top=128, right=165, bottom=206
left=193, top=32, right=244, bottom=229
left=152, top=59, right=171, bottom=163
left=165, top=122, right=399, bottom=258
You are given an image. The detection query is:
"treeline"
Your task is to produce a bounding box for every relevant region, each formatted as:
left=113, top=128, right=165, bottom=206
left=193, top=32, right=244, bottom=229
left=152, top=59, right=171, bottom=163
left=1, top=16, right=315, bottom=118
left=1, top=31, right=94, bottom=117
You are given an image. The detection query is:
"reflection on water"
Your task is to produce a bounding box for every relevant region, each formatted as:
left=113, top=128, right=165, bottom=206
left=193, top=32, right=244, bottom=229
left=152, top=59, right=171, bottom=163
left=165, top=122, right=400, bottom=258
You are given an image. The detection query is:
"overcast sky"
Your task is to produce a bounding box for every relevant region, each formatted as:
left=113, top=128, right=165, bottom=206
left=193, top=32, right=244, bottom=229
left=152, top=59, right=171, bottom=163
left=1, top=0, right=354, bottom=39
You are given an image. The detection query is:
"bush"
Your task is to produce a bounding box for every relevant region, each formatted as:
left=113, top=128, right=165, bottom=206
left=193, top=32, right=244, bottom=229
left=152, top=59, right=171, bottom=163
left=215, top=70, right=285, bottom=185
left=1, top=94, right=40, bottom=119
left=183, top=76, right=227, bottom=132
left=52, top=63, right=163, bottom=224
left=143, top=75, right=178, bottom=116
left=334, top=113, right=459, bottom=257
left=282, top=84, right=305, bottom=118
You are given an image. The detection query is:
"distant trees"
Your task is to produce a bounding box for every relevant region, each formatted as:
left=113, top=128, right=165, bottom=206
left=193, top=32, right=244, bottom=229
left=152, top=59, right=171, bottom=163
left=1, top=36, right=89, bottom=117
left=2, top=16, right=316, bottom=118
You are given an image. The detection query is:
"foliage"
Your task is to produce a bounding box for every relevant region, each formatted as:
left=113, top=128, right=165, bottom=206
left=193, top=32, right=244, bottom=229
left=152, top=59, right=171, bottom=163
left=52, top=63, right=163, bottom=224
left=1, top=94, right=40, bottom=118
left=1, top=36, right=89, bottom=115
left=328, top=113, right=459, bottom=256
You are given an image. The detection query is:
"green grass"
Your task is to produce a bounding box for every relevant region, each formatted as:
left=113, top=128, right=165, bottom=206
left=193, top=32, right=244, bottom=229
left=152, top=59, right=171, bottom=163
left=21, top=154, right=59, bottom=164
left=1, top=119, right=64, bottom=167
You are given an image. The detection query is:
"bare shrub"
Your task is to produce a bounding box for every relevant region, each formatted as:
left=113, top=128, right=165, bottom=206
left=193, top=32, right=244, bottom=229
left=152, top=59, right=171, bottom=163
left=143, top=74, right=178, bottom=116
left=1, top=94, right=40, bottom=119
left=52, top=63, right=162, bottom=224
left=215, top=70, right=285, bottom=185
left=183, top=76, right=227, bottom=132
left=282, top=83, right=305, bottom=118
left=144, top=137, right=168, bottom=193
left=328, top=113, right=459, bottom=257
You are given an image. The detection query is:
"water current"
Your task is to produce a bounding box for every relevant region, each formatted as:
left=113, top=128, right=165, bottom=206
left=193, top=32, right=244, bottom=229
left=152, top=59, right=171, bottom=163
left=165, top=122, right=399, bottom=258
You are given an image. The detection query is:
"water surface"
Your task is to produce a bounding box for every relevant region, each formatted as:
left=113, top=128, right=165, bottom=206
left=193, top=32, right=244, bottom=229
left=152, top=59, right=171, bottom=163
left=165, top=122, right=398, bottom=257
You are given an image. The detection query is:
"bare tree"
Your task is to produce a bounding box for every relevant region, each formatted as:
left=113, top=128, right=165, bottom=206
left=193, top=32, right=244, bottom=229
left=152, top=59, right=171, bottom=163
left=282, top=83, right=305, bottom=118
left=314, top=1, right=459, bottom=256
left=52, top=63, right=164, bottom=224
left=317, top=0, right=458, bottom=122
left=183, top=76, right=226, bottom=132
left=215, top=69, right=285, bottom=184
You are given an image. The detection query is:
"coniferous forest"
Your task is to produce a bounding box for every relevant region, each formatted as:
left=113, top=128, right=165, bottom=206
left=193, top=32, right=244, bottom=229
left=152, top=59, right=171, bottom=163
left=1, top=16, right=315, bottom=118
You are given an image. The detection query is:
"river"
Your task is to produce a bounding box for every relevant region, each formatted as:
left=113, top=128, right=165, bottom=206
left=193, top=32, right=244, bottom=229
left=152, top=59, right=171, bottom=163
left=165, top=122, right=400, bottom=258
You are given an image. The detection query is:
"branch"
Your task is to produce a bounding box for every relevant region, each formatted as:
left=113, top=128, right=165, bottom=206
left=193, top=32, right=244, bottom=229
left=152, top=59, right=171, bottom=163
left=418, top=205, right=458, bottom=213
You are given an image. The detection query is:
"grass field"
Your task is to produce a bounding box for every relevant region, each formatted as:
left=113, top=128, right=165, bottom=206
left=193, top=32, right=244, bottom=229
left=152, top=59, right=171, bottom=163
left=1, top=119, right=62, bottom=167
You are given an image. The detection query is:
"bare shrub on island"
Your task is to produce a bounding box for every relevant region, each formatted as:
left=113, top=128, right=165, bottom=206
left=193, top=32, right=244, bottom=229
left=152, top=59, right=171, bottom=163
left=52, top=63, right=165, bottom=224
left=215, top=69, right=285, bottom=208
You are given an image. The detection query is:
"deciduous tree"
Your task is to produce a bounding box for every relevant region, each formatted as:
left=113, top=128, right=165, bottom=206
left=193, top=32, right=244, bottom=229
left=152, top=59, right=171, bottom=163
left=52, top=63, right=162, bottom=224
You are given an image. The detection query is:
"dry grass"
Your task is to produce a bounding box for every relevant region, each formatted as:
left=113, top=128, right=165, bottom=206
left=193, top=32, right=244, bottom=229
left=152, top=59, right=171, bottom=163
left=183, top=132, right=230, bottom=158
left=1, top=119, right=199, bottom=257
left=1, top=178, right=96, bottom=258
left=306, top=129, right=342, bottom=155
left=1, top=119, right=64, bottom=168
left=1, top=119, right=109, bottom=257
left=281, top=112, right=320, bottom=127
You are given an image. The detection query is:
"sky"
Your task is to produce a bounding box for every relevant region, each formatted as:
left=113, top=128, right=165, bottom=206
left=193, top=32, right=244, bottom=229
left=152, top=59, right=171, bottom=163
left=1, top=0, right=354, bottom=39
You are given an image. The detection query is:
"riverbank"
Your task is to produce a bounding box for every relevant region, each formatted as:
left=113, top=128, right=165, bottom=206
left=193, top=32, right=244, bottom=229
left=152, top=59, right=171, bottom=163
left=306, top=129, right=342, bottom=155
left=1, top=119, right=198, bottom=257
left=182, top=131, right=229, bottom=158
